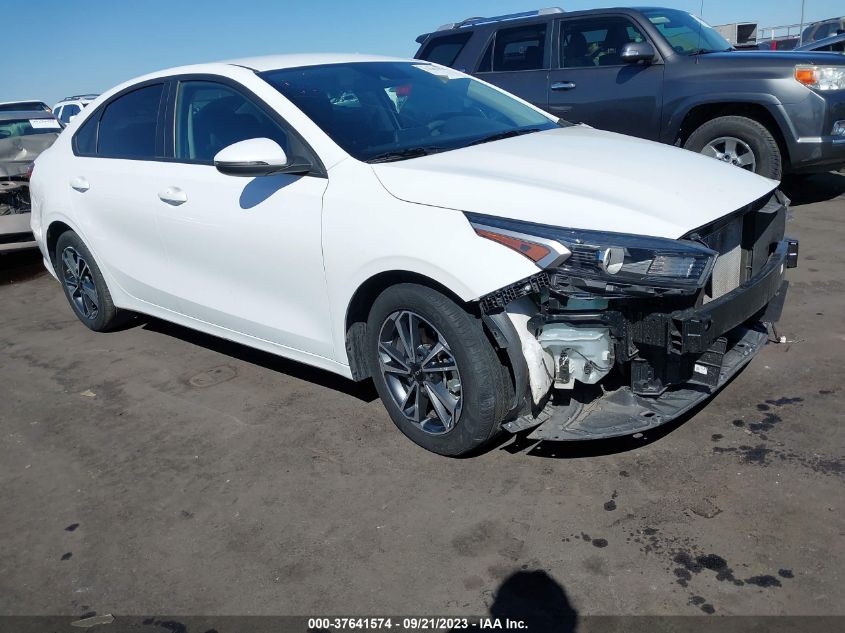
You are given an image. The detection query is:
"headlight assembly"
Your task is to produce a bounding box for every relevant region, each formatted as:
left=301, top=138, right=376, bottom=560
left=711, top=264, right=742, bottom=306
left=467, top=213, right=717, bottom=293
left=794, top=65, right=845, bottom=91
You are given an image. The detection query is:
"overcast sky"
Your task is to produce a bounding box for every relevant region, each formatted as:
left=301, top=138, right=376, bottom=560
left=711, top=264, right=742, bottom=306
left=7, top=0, right=842, bottom=106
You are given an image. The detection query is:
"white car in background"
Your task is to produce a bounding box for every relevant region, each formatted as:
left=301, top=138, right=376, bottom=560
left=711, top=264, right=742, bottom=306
left=52, top=94, right=99, bottom=127
left=29, top=54, right=797, bottom=455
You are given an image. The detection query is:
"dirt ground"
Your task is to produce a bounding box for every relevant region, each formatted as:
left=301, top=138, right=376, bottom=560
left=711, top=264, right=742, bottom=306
left=1, top=173, right=843, bottom=626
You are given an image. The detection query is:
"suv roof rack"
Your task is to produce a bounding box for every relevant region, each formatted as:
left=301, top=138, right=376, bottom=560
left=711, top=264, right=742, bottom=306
left=59, top=94, right=99, bottom=102
left=435, top=7, right=564, bottom=32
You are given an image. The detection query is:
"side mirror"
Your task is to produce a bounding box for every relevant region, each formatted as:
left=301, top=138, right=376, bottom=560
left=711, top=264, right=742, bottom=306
left=620, top=42, right=656, bottom=64
left=213, top=138, right=311, bottom=177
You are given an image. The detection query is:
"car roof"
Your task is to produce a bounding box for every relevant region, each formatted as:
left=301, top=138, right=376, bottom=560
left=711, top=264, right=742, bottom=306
left=88, top=54, right=436, bottom=108
left=0, top=100, right=49, bottom=108
left=417, top=6, right=660, bottom=40
left=797, top=32, right=845, bottom=49
left=0, top=110, right=57, bottom=121
left=223, top=53, right=412, bottom=72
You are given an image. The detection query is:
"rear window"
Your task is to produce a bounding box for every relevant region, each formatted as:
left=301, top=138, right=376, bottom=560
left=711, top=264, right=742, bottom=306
left=74, top=114, right=98, bottom=154
left=0, top=117, right=61, bottom=138
left=0, top=102, right=50, bottom=112
left=96, top=84, right=163, bottom=159
left=418, top=32, right=472, bottom=67
left=485, top=24, right=548, bottom=72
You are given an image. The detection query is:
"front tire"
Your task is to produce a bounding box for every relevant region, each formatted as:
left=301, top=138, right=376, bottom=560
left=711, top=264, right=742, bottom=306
left=55, top=231, right=122, bottom=332
left=684, top=115, right=783, bottom=180
left=366, top=284, right=512, bottom=456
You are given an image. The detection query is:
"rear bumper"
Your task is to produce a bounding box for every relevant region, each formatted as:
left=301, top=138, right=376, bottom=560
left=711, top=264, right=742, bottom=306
left=523, top=238, right=794, bottom=441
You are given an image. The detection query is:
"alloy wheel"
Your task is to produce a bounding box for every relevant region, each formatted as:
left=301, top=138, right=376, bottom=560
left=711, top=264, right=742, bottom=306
left=377, top=310, right=463, bottom=435
left=61, top=246, right=99, bottom=320
left=701, top=136, right=757, bottom=172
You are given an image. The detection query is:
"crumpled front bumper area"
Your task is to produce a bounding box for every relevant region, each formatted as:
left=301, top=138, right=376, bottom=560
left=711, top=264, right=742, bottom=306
left=526, top=324, right=768, bottom=441
left=506, top=232, right=794, bottom=441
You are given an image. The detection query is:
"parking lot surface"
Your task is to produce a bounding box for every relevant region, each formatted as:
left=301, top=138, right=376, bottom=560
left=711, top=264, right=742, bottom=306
left=1, top=173, right=843, bottom=622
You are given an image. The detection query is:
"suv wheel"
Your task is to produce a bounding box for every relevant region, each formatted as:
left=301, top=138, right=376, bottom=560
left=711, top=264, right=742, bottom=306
left=55, top=231, right=123, bottom=332
left=684, top=115, right=782, bottom=180
left=366, top=283, right=513, bottom=456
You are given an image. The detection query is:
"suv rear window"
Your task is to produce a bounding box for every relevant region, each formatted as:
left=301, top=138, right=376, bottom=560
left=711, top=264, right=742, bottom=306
left=418, top=32, right=472, bottom=67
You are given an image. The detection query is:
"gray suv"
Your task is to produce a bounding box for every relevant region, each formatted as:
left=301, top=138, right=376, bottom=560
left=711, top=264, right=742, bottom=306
left=415, top=7, right=845, bottom=179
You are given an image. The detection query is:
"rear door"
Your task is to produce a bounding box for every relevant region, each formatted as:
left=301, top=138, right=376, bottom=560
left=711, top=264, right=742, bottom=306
left=67, top=82, right=177, bottom=309
left=473, top=22, right=550, bottom=110
left=547, top=14, right=664, bottom=139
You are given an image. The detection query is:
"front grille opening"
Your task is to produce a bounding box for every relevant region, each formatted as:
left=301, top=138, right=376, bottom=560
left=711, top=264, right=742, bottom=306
left=701, top=217, right=743, bottom=303
left=691, top=192, right=787, bottom=305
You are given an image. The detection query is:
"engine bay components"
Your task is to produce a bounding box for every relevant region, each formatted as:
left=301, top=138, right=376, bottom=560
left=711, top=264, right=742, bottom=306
left=0, top=180, right=30, bottom=216
left=537, top=324, right=613, bottom=389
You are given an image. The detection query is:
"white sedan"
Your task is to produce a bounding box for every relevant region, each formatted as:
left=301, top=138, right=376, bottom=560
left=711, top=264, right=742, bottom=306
left=30, top=54, right=796, bottom=455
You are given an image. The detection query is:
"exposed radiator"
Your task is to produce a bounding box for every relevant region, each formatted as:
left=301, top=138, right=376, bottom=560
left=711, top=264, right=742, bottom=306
left=701, top=217, right=743, bottom=303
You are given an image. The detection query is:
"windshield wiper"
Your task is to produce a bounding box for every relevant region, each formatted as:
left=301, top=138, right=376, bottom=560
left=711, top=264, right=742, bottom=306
left=466, top=127, right=545, bottom=147
left=367, top=146, right=446, bottom=163
left=686, top=48, right=730, bottom=55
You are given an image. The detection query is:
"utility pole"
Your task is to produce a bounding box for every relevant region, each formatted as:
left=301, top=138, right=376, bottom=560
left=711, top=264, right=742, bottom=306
left=798, top=0, right=806, bottom=45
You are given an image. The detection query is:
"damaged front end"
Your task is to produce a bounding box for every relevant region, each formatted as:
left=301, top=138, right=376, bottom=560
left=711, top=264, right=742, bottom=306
left=0, top=171, right=35, bottom=250
left=471, top=191, right=798, bottom=441
left=0, top=178, right=31, bottom=216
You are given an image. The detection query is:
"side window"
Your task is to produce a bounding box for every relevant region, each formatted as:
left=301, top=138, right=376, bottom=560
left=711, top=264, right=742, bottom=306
left=418, top=32, right=472, bottom=67
left=74, top=113, right=98, bottom=154
left=174, top=81, right=293, bottom=162
left=815, top=23, right=836, bottom=39
left=53, top=106, right=63, bottom=121
left=97, top=84, right=164, bottom=159
left=561, top=17, right=647, bottom=68
left=491, top=24, right=547, bottom=71
left=60, top=104, right=80, bottom=124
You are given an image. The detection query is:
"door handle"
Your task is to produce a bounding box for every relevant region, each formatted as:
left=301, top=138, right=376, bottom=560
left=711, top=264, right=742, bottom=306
left=157, top=186, right=188, bottom=206
left=69, top=177, right=90, bottom=192
left=551, top=81, right=577, bottom=91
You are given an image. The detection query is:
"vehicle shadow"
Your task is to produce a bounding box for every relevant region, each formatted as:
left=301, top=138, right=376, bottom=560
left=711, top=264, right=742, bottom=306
left=0, top=249, right=45, bottom=284
left=781, top=170, right=845, bottom=207
left=451, top=570, right=577, bottom=633
left=140, top=316, right=379, bottom=402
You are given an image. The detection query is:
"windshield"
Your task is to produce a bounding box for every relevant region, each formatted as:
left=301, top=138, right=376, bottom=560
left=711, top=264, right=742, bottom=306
left=642, top=8, right=732, bottom=55
left=261, top=61, right=559, bottom=162
left=0, top=118, right=61, bottom=139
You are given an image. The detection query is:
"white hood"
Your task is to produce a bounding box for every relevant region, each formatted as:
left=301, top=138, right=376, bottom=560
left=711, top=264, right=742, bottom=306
left=371, top=126, right=778, bottom=239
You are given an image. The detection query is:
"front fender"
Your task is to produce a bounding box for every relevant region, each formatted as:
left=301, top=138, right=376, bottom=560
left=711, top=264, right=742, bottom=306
left=322, top=159, right=538, bottom=367
left=661, top=93, right=788, bottom=144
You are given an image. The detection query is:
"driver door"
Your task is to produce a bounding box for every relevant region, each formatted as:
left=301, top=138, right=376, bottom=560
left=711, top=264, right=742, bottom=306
left=548, top=15, right=664, bottom=139
left=154, top=79, right=335, bottom=358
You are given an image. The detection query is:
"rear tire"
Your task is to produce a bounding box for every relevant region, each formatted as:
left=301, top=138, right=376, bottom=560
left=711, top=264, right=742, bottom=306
left=366, top=283, right=512, bottom=456
left=684, top=115, right=783, bottom=180
left=55, top=231, right=123, bottom=332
